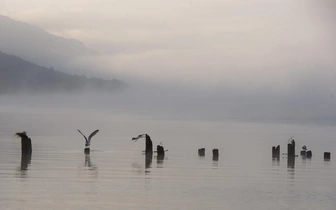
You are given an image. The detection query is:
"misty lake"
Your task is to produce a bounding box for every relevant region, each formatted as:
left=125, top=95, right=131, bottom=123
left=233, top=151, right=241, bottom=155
left=1, top=107, right=336, bottom=210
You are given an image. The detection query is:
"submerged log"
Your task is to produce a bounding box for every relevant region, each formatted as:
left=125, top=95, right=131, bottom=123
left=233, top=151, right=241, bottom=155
left=198, top=148, right=205, bottom=156
left=272, top=145, right=280, bottom=159
left=15, top=131, right=32, bottom=154
left=145, top=152, right=152, bottom=168
left=324, top=152, right=331, bottom=160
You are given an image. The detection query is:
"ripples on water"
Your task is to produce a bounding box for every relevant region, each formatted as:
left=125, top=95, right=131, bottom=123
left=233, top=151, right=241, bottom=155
left=0, top=109, right=336, bottom=209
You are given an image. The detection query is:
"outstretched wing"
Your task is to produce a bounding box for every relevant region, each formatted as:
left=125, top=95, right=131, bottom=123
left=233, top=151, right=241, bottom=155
left=77, top=129, right=88, bottom=142
left=87, top=130, right=99, bottom=146
left=131, top=134, right=147, bottom=142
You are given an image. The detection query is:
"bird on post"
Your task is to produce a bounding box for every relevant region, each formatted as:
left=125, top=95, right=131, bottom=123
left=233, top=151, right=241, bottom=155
left=77, top=129, right=99, bottom=154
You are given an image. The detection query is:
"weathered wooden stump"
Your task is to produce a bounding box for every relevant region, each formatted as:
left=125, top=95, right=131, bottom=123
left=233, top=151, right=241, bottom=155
left=145, top=152, right=152, bottom=168
left=157, top=145, right=165, bottom=160
left=198, top=148, right=205, bottom=156
left=84, top=148, right=90, bottom=154
left=306, top=150, right=312, bottom=158
left=287, top=139, right=295, bottom=158
left=324, top=152, right=331, bottom=160
left=16, top=131, right=32, bottom=154
left=145, top=135, right=153, bottom=156
left=212, top=149, right=219, bottom=161
left=300, top=150, right=306, bottom=156
left=212, top=149, right=219, bottom=157
left=272, top=145, right=280, bottom=159
left=287, top=138, right=295, bottom=167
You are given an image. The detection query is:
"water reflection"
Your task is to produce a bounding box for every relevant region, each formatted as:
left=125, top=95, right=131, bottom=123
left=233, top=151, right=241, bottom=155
left=212, top=156, right=219, bottom=162
left=15, top=152, right=32, bottom=178
left=272, top=158, right=280, bottom=166
left=157, top=156, right=164, bottom=168
left=287, top=157, right=295, bottom=169
left=145, top=153, right=152, bottom=171
left=83, top=154, right=98, bottom=177
left=287, top=157, right=295, bottom=180
left=21, top=153, right=32, bottom=171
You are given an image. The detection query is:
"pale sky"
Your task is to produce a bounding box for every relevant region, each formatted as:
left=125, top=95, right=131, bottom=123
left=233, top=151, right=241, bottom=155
left=0, top=0, right=335, bottom=92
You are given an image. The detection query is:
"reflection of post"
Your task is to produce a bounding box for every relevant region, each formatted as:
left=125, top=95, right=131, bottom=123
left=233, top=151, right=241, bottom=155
left=145, top=153, right=152, bottom=169
left=85, top=154, right=92, bottom=167
left=83, top=154, right=98, bottom=177
left=21, top=152, right=32, bottom=171
left=287, top=156, right=295, bottom=168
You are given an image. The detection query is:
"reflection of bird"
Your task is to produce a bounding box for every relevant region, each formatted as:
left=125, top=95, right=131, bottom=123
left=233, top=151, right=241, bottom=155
left=77, top=129, right=99, bottom=147
left=302, top=145, right=307, bottom=151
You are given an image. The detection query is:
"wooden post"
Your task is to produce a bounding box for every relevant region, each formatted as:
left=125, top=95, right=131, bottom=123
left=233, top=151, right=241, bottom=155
left=84, top=148, right=90, bottom=154
left=212, top=149, right=219, bottom=161
left=287, top=139, right=295, bottom=167
left=324, top=152, right=331, bottom=160
left=287, top=139, right=295, bottom=158
left=272, top=145, right=280, bottom=159
left=145, top=134, right=153, bottom=156
left=212, top=149, right=219, bottom=157
left=157, top=145, right=165, bottom=160
left=300, top=150, right=306, bottom=156
left=16, top=131, right=32, bottom=154
left=198, top=148, right=205, bottom=156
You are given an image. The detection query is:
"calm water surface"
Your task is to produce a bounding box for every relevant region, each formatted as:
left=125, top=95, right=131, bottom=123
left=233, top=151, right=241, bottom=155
left=0, top=108, right=336, bottom=210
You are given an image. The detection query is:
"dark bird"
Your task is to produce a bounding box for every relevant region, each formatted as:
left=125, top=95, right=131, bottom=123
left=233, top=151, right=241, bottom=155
left=131, top=134, right=147, bottom=142
left=132, top=134, right=153, bottom=156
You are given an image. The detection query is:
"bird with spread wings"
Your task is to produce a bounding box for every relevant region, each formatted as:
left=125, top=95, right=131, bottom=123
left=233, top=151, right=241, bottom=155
left=77, top=129, right=99, bottom=147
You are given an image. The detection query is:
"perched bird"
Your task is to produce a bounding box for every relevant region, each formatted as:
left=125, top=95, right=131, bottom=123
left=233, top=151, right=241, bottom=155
left=302, top=145, right=307, bottom=151
left=77, top=129, right=99, bottom=147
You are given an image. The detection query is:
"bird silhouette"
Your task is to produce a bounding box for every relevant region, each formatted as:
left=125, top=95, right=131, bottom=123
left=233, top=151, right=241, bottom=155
left=77, top=129, right=99, bottom=147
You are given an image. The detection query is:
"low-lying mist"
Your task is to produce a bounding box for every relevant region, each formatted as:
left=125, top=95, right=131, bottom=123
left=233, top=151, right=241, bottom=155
left=1, top=81, right=336, bottom=125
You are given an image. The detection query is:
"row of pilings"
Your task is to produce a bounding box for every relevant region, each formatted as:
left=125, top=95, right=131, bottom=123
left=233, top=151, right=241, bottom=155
left=198, top=148, right=219, bottom=161
left=272, top=138, right=331, bottom=161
